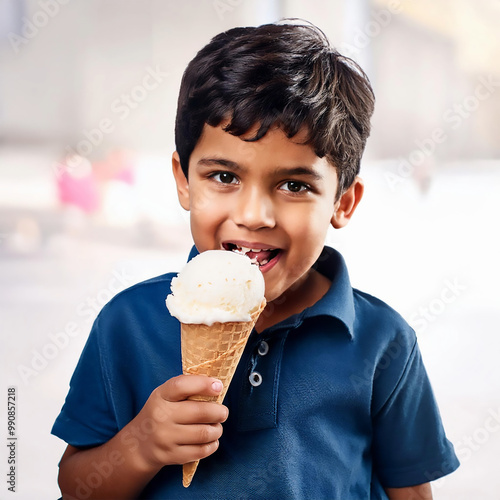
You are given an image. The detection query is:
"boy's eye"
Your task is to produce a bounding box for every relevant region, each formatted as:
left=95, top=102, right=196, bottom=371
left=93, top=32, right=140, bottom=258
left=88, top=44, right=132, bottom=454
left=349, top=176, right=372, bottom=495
left=280, top=181, right=309, bottom=193
left=212, top=172, right=238, bottom=184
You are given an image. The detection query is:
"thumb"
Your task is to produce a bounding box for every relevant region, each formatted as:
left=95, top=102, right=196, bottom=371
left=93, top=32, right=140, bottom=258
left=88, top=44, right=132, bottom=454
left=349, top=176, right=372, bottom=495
left=159, top=374, right=223, bottom=402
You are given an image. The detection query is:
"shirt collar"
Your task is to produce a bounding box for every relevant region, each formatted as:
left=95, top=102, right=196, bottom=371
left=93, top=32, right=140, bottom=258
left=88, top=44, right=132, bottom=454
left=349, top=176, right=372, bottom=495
left=302, top=246, right=355, bottom=339
left=186, top=245, right=355, bottom=339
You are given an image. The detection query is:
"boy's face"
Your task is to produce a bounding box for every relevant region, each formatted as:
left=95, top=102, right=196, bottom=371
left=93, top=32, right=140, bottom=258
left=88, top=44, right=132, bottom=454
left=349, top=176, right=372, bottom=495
left=173, top=123, right=361, bottom=305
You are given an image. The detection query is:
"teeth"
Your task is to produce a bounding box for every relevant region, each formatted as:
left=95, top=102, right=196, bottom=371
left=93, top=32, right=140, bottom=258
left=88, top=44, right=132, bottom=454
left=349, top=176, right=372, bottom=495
left=227, top=244, right=275, bottom=254
left=225, top=244, right=277, bottom=267
left=229, top=245, right=246, bottom=255
left=242, top=247, right=272, bottom=253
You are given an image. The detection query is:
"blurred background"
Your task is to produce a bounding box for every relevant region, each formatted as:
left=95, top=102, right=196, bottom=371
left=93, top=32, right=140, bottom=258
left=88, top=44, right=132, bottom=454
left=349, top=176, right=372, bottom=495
left=0, top=0, right=499, bottom=497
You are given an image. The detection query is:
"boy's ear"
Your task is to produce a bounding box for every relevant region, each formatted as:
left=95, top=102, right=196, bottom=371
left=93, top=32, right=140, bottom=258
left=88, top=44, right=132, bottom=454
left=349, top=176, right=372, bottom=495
left=331, top=177, right=364, bottom=229
left=172, top=151, right=190, bottom=211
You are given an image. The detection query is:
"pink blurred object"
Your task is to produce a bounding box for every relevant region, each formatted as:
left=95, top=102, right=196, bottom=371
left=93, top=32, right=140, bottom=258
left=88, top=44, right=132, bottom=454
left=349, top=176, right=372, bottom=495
left=55, top=156, right=100, bottom=213
left=93, top=149, right=136, bottom=185
left=54, top=150, right=136, bottom=214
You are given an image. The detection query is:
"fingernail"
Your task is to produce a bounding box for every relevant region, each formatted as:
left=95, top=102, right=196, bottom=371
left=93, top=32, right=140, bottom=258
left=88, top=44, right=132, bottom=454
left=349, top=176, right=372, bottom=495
left=212, top=380, right=223, bottom=392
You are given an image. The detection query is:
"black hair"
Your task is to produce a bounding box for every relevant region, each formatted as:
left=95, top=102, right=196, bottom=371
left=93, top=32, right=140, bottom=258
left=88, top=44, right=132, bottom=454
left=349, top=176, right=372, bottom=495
left=175, top=20, right=375, bottom=198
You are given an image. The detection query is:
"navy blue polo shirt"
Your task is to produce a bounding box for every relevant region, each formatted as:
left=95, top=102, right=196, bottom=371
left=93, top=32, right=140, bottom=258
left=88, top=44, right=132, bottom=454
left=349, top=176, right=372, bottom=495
left=52, top=246, right=459, bottom=499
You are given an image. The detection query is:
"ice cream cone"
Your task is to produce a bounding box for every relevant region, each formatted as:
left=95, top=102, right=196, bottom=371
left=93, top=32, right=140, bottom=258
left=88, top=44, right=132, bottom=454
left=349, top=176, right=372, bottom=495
left=181, top=300, right=266, bottom=487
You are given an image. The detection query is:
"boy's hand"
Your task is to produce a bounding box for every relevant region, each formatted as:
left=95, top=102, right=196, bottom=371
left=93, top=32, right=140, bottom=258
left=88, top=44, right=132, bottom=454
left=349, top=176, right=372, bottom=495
left=131, top=375, right=228, bottom=470
left=57, top=376, right=228, bottom=499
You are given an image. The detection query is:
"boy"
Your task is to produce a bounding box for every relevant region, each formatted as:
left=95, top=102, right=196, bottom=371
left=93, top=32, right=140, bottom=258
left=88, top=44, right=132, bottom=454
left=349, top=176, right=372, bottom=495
left=52, top=21, right=459, bottom=499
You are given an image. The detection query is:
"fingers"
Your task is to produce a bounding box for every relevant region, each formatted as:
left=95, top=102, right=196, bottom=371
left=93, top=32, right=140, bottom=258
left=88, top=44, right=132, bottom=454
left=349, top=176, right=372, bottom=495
left=160, top=374, right=224, bottom=402
left=172, top=400, right=228, bottom=425
left=175, top=423, right=223, bottom=446
left=152, top=374, right=229, bottom=426
left=173, top=425, right=223, bottom=465
left=138, top=375, right=229, bottom=467
left=175, top=441, right=221, bottom=465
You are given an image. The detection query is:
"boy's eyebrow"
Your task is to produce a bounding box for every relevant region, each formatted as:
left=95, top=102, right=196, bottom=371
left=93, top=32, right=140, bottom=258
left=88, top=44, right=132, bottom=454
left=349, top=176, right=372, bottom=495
left=197, top=158, right=242, bottom=170
left=275, top=166, right=324, bottom=181
left=197, top=158, right=324, bottom=180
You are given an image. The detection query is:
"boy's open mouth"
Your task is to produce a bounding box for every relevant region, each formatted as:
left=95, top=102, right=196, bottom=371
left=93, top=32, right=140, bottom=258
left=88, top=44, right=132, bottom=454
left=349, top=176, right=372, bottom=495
left=222, top=242, right=281, bottom=269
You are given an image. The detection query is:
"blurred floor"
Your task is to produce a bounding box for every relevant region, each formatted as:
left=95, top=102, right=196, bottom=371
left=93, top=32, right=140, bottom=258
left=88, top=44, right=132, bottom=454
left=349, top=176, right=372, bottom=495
left=0, top=150, right=499, bottom=498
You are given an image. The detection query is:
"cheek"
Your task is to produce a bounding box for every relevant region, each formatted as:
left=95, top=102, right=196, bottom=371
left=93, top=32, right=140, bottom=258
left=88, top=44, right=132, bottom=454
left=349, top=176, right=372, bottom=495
left=189, top=192, right=227, bottom=237
left=286, top=203, right=333, bottom=238
left=189, top=187, right=217, bottom=214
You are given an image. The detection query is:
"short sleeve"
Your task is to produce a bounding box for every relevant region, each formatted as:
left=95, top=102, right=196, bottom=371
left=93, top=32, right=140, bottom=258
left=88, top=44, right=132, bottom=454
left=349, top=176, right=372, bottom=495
left=372, top=339, right=459, bottom=487
left=51, top=317, right=118, bottom=447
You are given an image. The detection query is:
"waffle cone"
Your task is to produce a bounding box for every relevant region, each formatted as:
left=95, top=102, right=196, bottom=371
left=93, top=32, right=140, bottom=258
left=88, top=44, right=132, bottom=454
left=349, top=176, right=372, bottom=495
left=181, top=300, right=266, bottom=487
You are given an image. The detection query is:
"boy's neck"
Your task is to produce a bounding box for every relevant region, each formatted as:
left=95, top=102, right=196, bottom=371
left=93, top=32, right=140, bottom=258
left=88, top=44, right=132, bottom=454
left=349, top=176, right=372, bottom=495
left=255, top=269, right=331, bottom=333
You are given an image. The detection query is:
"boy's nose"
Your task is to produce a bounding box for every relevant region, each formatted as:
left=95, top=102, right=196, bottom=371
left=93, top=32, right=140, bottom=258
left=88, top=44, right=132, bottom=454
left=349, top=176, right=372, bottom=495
left=232, top=187, right=275, bottom=230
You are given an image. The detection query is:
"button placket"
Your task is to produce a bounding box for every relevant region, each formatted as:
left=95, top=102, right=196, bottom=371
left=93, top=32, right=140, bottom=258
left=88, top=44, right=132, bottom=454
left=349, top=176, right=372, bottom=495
left=249, top=371, right=262, bottom=386
left=257, top=340, right=269, bottom=356
left=237, top=330, right=289, bottom=432
left=247, top=341, right=269, bottom=387
left=248, top=339, right=270, bottom=387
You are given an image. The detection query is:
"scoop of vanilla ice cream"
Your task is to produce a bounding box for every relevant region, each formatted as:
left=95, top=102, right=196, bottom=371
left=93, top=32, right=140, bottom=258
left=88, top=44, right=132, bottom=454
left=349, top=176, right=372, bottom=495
left=166, top=250, right=265, bottom=325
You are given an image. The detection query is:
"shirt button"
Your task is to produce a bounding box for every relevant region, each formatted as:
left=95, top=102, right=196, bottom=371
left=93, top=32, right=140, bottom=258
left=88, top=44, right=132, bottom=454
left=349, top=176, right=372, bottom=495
left=257, top=340, right=269, bottom=356
left=249, top=371, right=263, bottom=387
